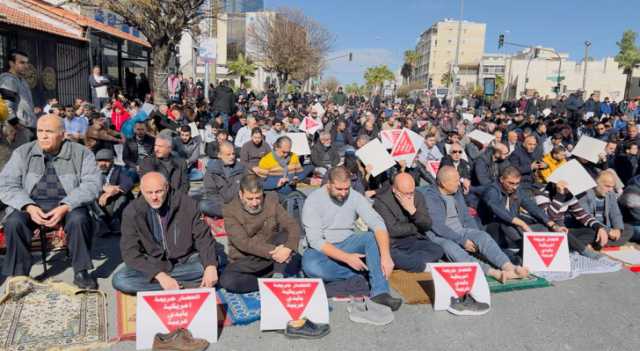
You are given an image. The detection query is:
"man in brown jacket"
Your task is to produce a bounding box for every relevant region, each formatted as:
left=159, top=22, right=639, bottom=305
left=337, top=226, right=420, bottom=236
left=219, top=174, right=301, bottom=293
left=112, top=172, right=218, bottom=294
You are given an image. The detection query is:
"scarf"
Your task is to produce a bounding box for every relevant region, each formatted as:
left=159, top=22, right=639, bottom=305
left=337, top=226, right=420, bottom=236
left=272, top=151, right=292, bottom=178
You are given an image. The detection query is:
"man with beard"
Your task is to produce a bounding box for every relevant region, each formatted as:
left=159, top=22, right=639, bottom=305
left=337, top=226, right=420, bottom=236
left=94, top=149, right=134, bottom=234
left=265, top=119, right=286, bottom=148
left=140, top=133, right=189, bottom=192
left=302, top=166, right=402, bottom=311
left=175, top=125, right=203, bottom=181
left=200, top=141, right=246, bottom=218
left=122, top=121, right=154, bottom=172
left=220, top=174, right=301, bottom=293
left=240, top=127, right=271, bottom=174
left=310, top=131, right=340, bottom=176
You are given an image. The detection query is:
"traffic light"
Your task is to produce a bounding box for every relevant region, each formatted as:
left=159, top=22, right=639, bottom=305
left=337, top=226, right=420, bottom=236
left=348, top=52, right=353, bottom=61
left=498, top=34, right=504, bottom=49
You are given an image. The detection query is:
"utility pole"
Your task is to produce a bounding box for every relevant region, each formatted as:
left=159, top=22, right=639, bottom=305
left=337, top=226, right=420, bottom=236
left=582, top=41, right=591, bottom=92
left=450, top=0, right=464, bottom=108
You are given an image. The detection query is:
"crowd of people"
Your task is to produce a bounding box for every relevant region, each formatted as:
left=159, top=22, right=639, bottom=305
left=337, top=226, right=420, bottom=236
left=1, top=48, right=640, bottom=334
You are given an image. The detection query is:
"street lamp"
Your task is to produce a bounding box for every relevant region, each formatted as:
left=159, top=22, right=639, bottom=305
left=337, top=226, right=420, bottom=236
left=582, top=41, right=592, bottom=92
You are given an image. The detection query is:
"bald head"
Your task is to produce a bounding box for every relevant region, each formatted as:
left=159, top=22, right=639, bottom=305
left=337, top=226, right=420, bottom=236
left=36, top=114, right=65, bottom=154
left=140, top=172, right=169, bottom=209
left=393, top=172, right=415, bottom=194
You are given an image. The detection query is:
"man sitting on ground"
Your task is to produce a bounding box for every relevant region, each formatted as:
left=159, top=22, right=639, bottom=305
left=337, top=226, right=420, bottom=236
left=94, top=149, right=134, bottom=235
left=373, top=173, right=443, bottom=272
left=310, top=131, right=341, bottom=176
left=421, top=166, right=529, bottom=282
left=220, top=174, right=301, bottom=293
left=122, top=121, right=154, bottom=173
left=140, top=133, right=189, bottom=192
left=302, top=166, right=402, bottom=311
left=255, top=136, right=313, bottom=195
left=175, top=125, right=203, bottom=181
left=0, top=115, right=102, bottom=289
left=112, top=172, right=218, bottom=294
left=200, top=141, right=246, bottom=218
left=240, top=127, right=271, bottom=174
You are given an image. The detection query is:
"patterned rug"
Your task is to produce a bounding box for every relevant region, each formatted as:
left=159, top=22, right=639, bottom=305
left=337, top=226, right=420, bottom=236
left=534, top=252, right=623, bottom=282
left=217, top=289, right=261, bottom=325
left=0, top=276, right=109, bottom=351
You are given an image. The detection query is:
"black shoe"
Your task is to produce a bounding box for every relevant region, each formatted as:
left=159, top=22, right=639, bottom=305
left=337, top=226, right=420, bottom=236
left=370, top=293, right=403, bottom=311
left=73, top=270, right=98, bottom=290
left=284, top=318, right=330, bottom=339
left=447, top=294, right=490, bottom=316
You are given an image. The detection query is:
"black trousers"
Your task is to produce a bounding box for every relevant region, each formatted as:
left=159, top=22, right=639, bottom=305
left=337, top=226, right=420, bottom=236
left=390, top=236, right=444, bottom=273
left=568, top=224, right=634, bottom=251
left=2, top=208, right=94, bottom=276
left=219, top=254, right=301, bottom=294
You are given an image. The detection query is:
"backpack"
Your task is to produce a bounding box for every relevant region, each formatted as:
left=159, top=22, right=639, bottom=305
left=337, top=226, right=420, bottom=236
left=279, top=190, right=308, bottom=252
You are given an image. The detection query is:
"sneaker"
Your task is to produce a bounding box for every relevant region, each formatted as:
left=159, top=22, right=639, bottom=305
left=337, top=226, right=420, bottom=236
left=370, top=293, right=403, bottom=311
left=152, top=328, right=209, bottom=351
left=447, top=294, right=490, bottom=316
left=347, top=298, right=394, bottom=326
left=284, top=318, right=330, bottom=339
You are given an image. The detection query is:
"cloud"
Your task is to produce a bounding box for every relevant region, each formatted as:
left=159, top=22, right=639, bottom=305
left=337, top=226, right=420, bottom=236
left=324, top=48, right=401, bottom=84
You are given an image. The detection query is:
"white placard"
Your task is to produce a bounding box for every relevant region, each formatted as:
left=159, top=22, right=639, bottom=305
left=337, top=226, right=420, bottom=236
left=95, top=86, right=108, bottom=99
left=462, top=113, right=474, bottom=122
left=204, top=125, right=216, bottom=143
left=467, top=130, right=495, bottom=146
left=571, top=136, right=606, bottom=164
left=542, top=108, right=552, bottom=117
left=379, top=129, right=403, bottom=149
left=300, top=116, right=322, bottom=135
left=390, top=128, right=423, bottom=164
left=604, top=248, right=640, bottom=265
left=429, top=262, right=490, bottom=311
left=523, top=232, right=570, bottom=272
left=259, top=278, right=329, bottom=331
left=286, top=132, right=311, bottom=155
left=188, top=122, right=199, bottom=137
left=355, top=139, right=396, bottom=177
left=113, top=144, right=124, bottom=166
left=547, top=159, right=597, bottom=195
left=142, top=103, right=156, bottom=116
left=136, top=288, right=217, bottom=350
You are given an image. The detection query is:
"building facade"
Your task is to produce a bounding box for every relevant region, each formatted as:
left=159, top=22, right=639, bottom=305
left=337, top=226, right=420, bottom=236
left=222, top=0, right=264, bottom=13
left=414, top=19, right=486, bottom=90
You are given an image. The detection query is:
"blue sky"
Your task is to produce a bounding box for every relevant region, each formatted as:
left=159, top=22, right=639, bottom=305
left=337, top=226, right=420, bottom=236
left=265, top=0, right=639, bottom=85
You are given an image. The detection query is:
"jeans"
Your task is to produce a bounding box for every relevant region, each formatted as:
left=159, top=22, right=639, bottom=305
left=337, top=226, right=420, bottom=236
left=302, top=232, right=389, bottom=297
left=112, top=254, right=205, bottom=294
left=426, top=227, right=511, bottom=274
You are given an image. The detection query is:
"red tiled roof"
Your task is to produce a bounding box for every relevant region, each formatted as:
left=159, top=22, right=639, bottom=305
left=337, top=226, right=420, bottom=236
left=0, top=3, right=87, bottom=41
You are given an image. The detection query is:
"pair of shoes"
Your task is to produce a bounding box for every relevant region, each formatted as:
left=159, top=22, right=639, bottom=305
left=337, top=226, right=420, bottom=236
left=153, top=328, right=209, bottom=351
left=447, top=294, right=490, bottom=316
left=347, top=298, right=394, bottom=326
left=284, top=318, right=330, bottom=339
left=370, top=293, right=402, bottom=311
left=73, top=270, right=98, bottom=290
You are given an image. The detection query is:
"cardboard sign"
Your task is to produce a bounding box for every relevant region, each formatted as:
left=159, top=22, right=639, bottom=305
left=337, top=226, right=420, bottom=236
left=467, top=130, right=495, bottom=146
left=390, top=128, right=423, bottom=163
left=379, top=129, right=403, bottom=149
left=286, top=132, right=311, bottom=155
left=523, top=232, right=570, bottom=272
left=301, top=116, right=322, bottom=135
left=571, top=136, right=606, bottom=164
left=429, top=262, right=490, bottom=311
left=426, top=160, right=441, bottom=177
left=355, top=139, right=396, bottom=177
left=259, top=278, right=329, bottom=331
left=547, top=159, right=597, bottom=195
left=136, top=289, right=217, bottom=350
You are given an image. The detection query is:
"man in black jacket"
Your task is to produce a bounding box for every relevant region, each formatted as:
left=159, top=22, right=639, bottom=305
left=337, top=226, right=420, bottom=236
left=310, top=131, right=340, bottom=175
left=200, top=141, right=246, bottom=218
left=94, top=149, right=134, bottom=234
left=139, top=133, right=189, bottom=193
left=373, top=173, right=443, bottom=272
left=440, top=142, right=471, bottom=193
left=122, top=121, right=154, bottom=172
left=112, top=172, right=218, bottom=294
left=211, top=80, right=235, bottom=117
left=508, top=135, right=543, bottom=186
left=472, top=143, right=509, bottom=187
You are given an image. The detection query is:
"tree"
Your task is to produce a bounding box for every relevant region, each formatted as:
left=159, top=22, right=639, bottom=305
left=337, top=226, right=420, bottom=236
left=320, top=76, right=339, bottom=94
left=441, top=71, right=453, bottom=86
left=495, top=75, right=505, bottom=95
left=400, top=63, right=413, bottom=84
left=72, top=0, right=212, bottom=105
left=364, top=65, right=394, bottom=94
left=615, top=30, right=640, bottom=100
left=344, top=82, right=365, bottom=96
left=248, top=7, right=334, bottom=92
left=401, top=50, right=419, bottom=84
left=227, top=54, right=257, bottom=88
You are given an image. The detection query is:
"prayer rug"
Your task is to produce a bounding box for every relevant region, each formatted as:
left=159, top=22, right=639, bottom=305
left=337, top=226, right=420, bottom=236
left=389, top=270, right=433, bottom=305
left=486, top=274, right=552, bottom=293
left=0, top=276, right=109, bottom=351
left=216, top=289, right=261, bottom=325
left=534, top=252, right=622, bottom=282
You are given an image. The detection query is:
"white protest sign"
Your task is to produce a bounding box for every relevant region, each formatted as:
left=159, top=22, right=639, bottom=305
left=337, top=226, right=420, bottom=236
left=542, top=138, right=553, bottom=154
left=203, top=125, right=216, bottom=143
left=390, top=128, right=423, bottom=163
left=429, top=262, right=490, bottom=311
left=547, top=159, right=597, bottom=195
left=462, top=113, right=474, bottom=122
left=523, top=232, right=570, bottom=272
left=95, top=85, right=108, bottom=99
left=571, top=136, right=606, bottom=164
left=188, top=122, right=199, bottom=137
left=259, top=278, right=329, bottom=331
left=379, top=129, right=403, bottom=149
left=542, top=108, right=552, bottom=117
left=426, top=160, right=441, bottom=178
left=467, top=130, right=495, bottom=146
left=113, top=144, right=124, bottom=166
left=286, top=132, right=311, bottom=155
left=136, top=288, right=217, bottom=350
left=355, top=139, right=396, bottom=177
left=301, top=116, right=322, bottom=135
left=142, top=103, right=156, bottom=116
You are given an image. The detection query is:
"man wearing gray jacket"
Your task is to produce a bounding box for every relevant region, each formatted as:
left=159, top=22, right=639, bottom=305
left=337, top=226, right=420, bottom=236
left=0, top=115, right=102, bottom=289
left=0, top=50, right=36, bottom=129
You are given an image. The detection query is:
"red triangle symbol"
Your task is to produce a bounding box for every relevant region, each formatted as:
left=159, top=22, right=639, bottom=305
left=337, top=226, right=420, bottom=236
left=427, top=160, right=441, bottom=175
left=433, top=265, right=477, bottom=298
left=263, top=280, right=319, bottom=320
left=305, top=117, right=319, bottom=130
left=527, top=234, right=564, bottom=267
left=391, top=130, right=416, bottom=157
left=388, top=129, right=402, bottom=144
left=143, top=292, right=210, bottom=332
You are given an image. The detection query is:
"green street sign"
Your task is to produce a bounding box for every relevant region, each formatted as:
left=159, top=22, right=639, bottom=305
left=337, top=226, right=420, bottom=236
left=546, top=75, right=565, bottom=82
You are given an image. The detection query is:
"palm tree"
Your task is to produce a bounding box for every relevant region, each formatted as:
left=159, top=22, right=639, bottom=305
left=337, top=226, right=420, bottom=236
left=364, top=65, right=395, bottom=95
left=227, top=54, right=257, bottom=88
left=402, top=50, right=419, bottom=84
left=401, top=63, right=413, bottom=84
left=495, top=75, right=505, bottom=96
left=615, top=30, right=640, bottom=100
left=441, top=72, right=453, bottom=86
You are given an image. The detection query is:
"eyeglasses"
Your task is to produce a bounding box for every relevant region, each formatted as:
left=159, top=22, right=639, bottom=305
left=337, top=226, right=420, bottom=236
left=451, top=150, right=463, bottom=154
